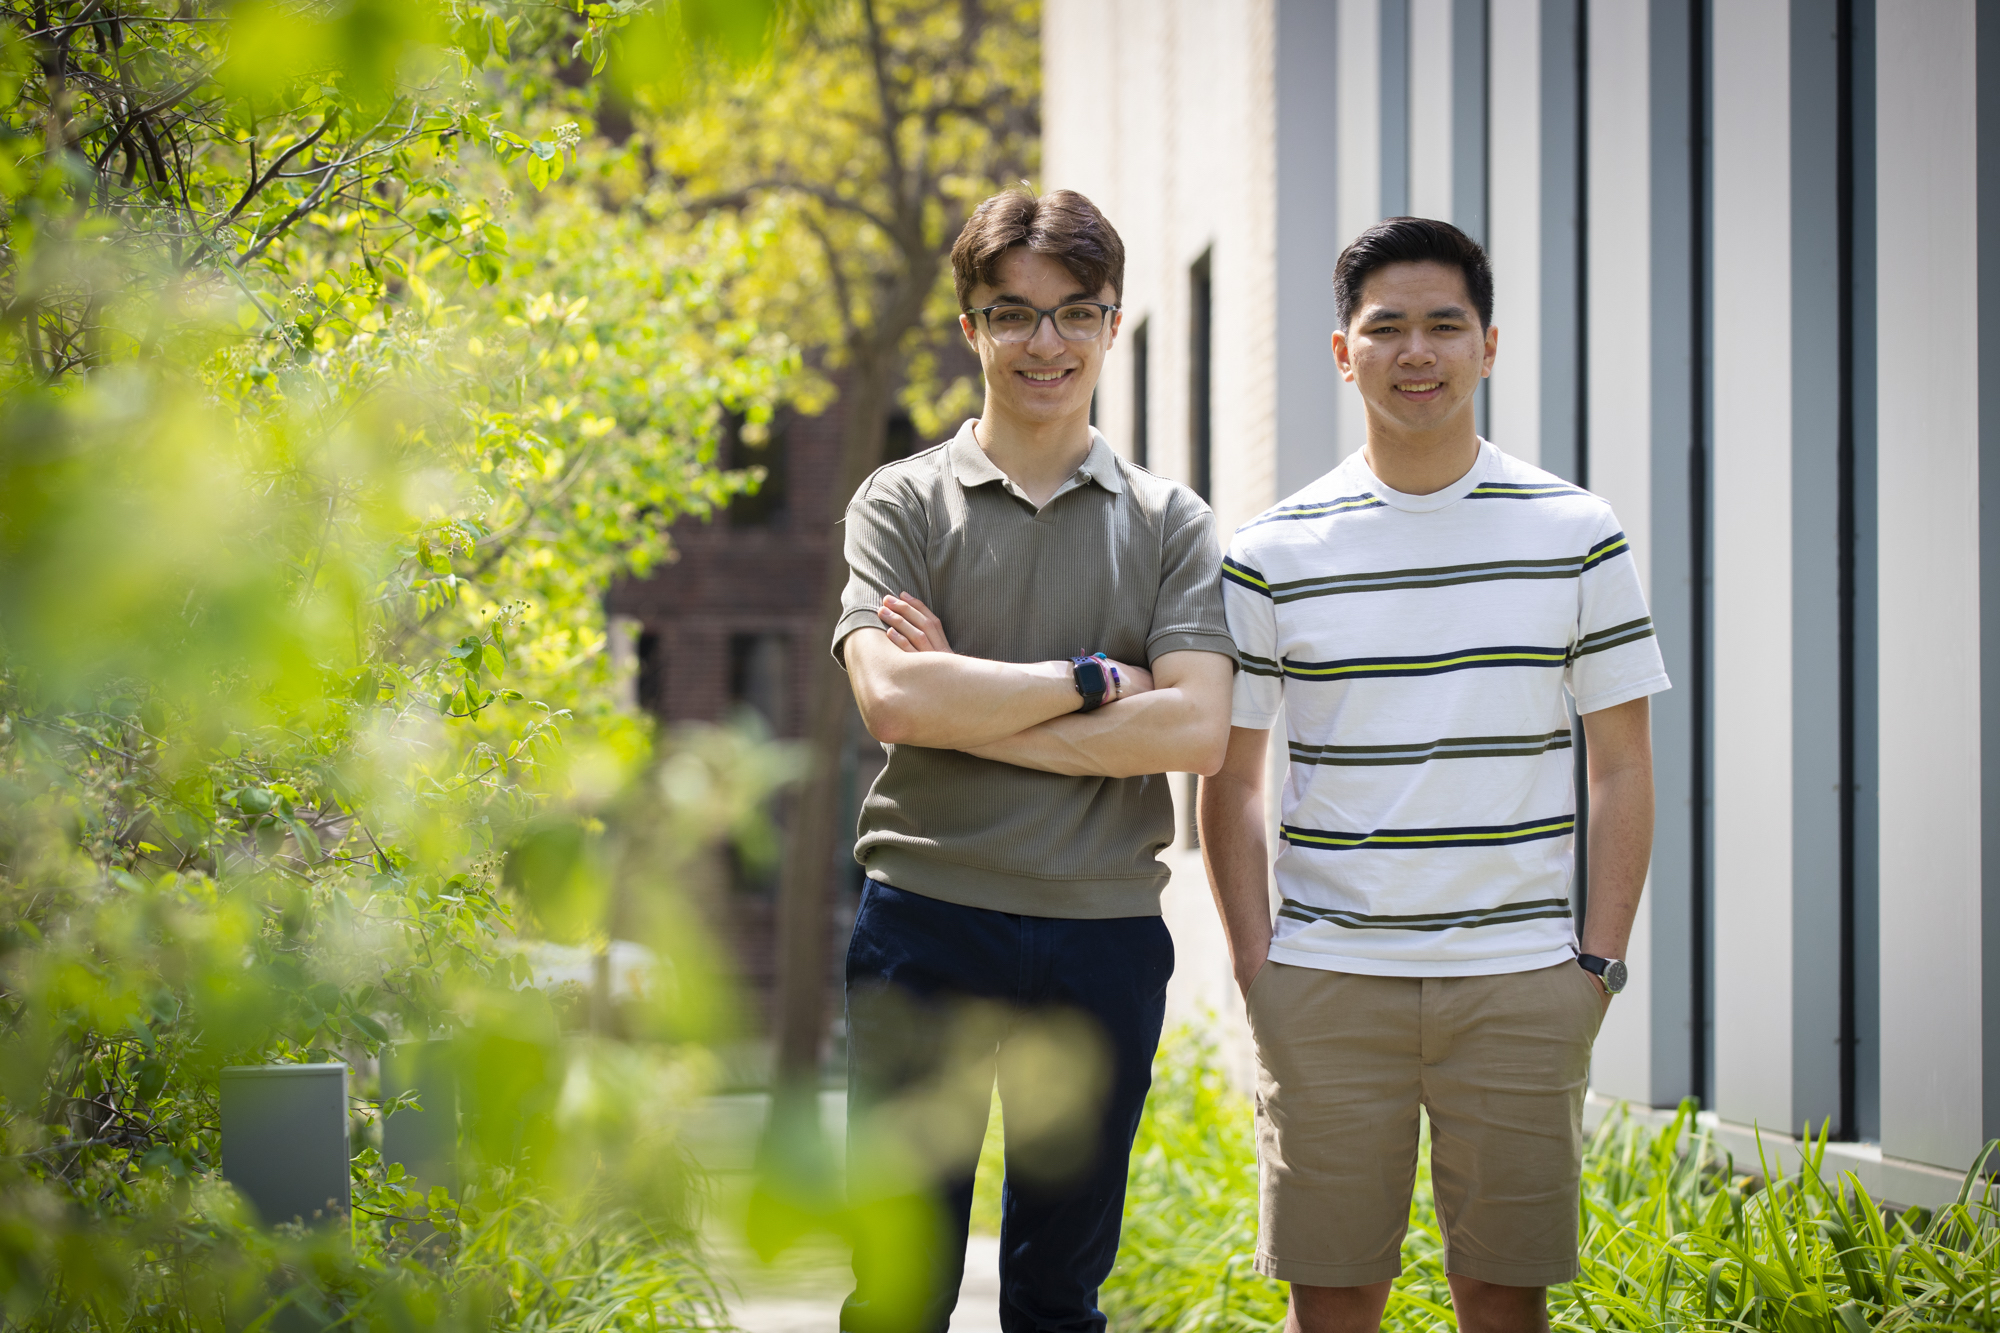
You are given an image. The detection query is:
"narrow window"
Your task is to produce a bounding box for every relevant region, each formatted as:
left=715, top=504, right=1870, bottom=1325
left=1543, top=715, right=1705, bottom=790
left=726, top=412, right=790, bottom=529
left=1189, top=251, right=1213, bottom=501
left=728, top=632, right=791, bottom=733
left=882, top=411, right=917, bottom=465
left=1132, top=319, right=1150, bottom=468
left=636, top=629, right=665, bottom=715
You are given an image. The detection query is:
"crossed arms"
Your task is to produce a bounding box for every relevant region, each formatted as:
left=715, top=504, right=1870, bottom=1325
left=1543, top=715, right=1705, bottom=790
left=841, top=592, right=1234, bottom=778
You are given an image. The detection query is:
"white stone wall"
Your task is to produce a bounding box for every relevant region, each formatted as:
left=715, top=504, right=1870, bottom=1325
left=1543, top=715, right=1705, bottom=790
left=1044, top=0, right=1279, bottom=1084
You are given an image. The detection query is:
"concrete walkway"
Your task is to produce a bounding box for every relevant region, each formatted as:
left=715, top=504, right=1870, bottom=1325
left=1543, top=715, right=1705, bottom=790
left=728, top=1234, right=1003, bottom=1332
left=692, top=1091, right=1006, bottom=1332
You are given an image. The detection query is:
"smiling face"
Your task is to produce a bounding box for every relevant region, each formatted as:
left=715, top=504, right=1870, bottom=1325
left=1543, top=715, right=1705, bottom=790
left=1331, top=260, right=1498, bottom=436
left=961, top=247, right=1120, bottom=428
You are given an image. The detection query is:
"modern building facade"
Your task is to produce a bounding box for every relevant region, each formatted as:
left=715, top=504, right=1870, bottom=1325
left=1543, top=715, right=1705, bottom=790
left=1045, top=0, right=1991, bottom=1204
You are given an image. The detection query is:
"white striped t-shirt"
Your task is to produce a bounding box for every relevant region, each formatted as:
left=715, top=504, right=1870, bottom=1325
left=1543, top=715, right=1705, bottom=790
left=1224, top=440, right=1671, bottom=977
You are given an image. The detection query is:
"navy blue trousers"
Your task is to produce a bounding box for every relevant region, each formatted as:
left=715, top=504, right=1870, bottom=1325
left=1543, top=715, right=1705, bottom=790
left=839, top=881, right=1174, bottom=1333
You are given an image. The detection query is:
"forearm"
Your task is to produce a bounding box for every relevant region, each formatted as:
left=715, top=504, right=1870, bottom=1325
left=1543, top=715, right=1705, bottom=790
left=846, top=630, right=1080, bottom=748
left=964, top=684, right=1226, bottom=777
left=1198, top=730, right=1277, bottom=991
left=1578, top=763, right=1653, bottom=959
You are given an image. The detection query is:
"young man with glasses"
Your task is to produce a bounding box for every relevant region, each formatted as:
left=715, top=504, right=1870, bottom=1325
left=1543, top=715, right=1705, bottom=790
left=1201, top=218, right=1667, bottom=1333
left=832, top=188, right=1237, bottom=1331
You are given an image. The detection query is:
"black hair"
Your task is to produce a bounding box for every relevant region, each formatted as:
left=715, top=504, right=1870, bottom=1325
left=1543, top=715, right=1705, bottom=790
left=1332, top=217, right=1494, bottom=329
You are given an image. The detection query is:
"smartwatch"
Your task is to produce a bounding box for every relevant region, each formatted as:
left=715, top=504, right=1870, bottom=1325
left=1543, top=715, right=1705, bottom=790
left=1577, top=954, right=1628, bottom=994
left=1070, top=655, right=1108, bottom=712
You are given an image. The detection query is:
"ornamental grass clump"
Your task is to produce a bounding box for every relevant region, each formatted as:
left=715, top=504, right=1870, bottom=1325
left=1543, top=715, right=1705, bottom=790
left=1102, top=1028, right=2000, bottom=1333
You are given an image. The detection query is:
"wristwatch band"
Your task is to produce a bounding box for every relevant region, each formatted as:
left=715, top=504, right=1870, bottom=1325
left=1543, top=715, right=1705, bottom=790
left=1577, top=953, right=1629, bottom=994
left=1071, top=655, right=1108, bottom=712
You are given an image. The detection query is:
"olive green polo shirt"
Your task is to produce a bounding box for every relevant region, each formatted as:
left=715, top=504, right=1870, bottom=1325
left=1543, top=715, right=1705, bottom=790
left=832, top=419, right=1238, bottom=919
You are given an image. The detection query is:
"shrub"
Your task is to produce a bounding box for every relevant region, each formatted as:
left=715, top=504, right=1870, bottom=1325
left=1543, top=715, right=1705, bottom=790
left=1101, top=1028, right=2000, bottom=1333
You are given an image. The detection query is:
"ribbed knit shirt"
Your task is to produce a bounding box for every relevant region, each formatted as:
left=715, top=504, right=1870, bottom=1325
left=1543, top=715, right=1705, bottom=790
left=833, top=419, right=1238, bottom=919
left=1224, top=441, right=1670, bottom=975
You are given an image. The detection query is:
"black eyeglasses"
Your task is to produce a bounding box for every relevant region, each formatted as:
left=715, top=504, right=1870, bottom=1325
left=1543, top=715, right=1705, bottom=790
left=967, top=301, right=1120, bottom=343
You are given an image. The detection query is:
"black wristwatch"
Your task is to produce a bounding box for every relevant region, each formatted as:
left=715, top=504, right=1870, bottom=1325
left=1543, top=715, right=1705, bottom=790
left=1577, top=954, right=1628, bottom=994
left=1070, top=655, right=1108, bottom=712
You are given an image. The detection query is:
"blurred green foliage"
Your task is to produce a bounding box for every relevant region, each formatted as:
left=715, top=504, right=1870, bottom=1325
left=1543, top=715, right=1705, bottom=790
left=1103, top=1029, right=2000, bottom=1333
left=0, top=0, right=822, bottom=1325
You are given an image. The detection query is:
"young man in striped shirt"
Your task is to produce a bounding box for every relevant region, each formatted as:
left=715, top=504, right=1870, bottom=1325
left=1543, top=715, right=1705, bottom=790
left=1200, top=217, right=1668, bottom=1333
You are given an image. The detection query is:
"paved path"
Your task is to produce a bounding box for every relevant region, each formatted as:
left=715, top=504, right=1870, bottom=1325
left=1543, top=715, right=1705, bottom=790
left=692, top=1092, right=1006, bottom=1331
left=728, top=1234, right=1003, bottom=1332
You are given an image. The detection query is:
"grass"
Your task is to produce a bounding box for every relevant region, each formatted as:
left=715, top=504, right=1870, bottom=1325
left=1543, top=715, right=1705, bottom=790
left=1087, top=1028, right=2000, bottom=1332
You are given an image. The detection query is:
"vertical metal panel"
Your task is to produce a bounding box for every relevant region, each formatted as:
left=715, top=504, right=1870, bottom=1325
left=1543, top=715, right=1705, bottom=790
left=1335, top=0, right=1383, bottom=463
left=1487, top=0, right=1541, bottom=464
left=220, top=1064, right=350, bottom=1228
left=1409, top=0, right=1455, bottom=220
left=1642, top=0, right=1698, bottom=1110
left=1710, top=0, right=1795, bottom=1135
left=1454, top=0, right=1491, bottom=440
left=1788, top=0, right=1844, bottom=1135
left=1275, top=0, right=1347, bottom=494
left=1848, top=0, right=1880, bottom=1143
left=1579, top=0, right=1657, bottom=1104
left=1538, top=0, right=1582, bottom=484
left=1382, top=0, right=1412, bottom=217
left=1983, top=0, right=2000, bottom=1153
left=1877, top=0, right=1982, bottom=1171
left=1452, top=0, right=1489, bottom=245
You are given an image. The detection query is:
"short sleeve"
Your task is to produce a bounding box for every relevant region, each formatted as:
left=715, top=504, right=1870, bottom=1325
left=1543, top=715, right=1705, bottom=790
left=831, top=476, right=930, bottom=668
left=1566, top=515, right=1672, bottom=713
left=1222, top=532, right=1283, bottom=728
left=1145, top=496, right=1240, bottom=665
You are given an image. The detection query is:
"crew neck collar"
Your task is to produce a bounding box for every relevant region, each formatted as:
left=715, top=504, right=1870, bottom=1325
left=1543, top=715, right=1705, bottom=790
left=1354, top=439, right=1494, bottom=513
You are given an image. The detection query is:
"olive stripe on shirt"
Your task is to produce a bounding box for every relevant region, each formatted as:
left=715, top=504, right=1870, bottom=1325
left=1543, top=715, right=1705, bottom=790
left=1277, top=896, right=1576, bottom=931
left=1289, top=729, right=1574, bottom=766
left=1223, top=531, right=1631, bottom=604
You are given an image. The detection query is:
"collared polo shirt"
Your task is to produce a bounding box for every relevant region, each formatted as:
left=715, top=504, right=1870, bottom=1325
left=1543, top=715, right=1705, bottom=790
left=833, top=418, right=1237, bottom=919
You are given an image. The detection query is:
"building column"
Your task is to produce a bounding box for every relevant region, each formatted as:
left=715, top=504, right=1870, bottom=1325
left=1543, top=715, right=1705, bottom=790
left=1878, top=0, right=1983, bottom=1172
left=1709, top=0, right=1846, bottom=1138
left=1485, top=0, right=1579, bottom=478
left=1408, top=0, right=1454, bottom=222
left=1579, top=0, right=1673, bottom=1106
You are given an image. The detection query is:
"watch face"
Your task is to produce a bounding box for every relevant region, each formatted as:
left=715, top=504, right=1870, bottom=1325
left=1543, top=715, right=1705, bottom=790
left=1075, top=660, right=1107, bottom=696
left=1605, top=959, right=1629, bottom=993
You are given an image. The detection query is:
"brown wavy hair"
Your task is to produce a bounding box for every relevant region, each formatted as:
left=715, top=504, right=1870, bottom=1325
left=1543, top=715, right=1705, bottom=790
left=950, top=187, right=1126, bottom=310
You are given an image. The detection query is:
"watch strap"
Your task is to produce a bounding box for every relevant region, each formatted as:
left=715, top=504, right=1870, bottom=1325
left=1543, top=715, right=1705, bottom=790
left=1070, top=655, right=1107, bottom=712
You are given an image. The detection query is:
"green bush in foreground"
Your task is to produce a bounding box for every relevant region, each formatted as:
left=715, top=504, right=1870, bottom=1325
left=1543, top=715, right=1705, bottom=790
left=1102, top=1029, right=2000, bottom=1333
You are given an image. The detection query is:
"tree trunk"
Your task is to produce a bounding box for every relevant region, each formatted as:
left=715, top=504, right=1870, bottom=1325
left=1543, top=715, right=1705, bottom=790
left=769, top=356, right=897, bottom=1093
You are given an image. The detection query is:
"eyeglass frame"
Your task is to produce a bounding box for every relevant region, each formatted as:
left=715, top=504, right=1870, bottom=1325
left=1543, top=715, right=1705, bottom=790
left=964, top=300, right=1122, bottom=343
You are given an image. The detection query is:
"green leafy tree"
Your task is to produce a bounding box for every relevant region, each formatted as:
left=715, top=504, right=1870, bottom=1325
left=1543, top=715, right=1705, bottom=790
left=0, top=0, right=817, bottom=1325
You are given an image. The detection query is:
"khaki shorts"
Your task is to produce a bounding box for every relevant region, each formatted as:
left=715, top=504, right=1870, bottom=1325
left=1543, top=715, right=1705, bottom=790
left=1245, top=959, right=1605, bottom=1288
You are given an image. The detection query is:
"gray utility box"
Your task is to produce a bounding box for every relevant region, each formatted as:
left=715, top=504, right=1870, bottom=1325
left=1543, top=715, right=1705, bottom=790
left=380, top=1041, right=457, bottom=1194
left=220, top=1063, right=350, bottom=1228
